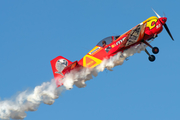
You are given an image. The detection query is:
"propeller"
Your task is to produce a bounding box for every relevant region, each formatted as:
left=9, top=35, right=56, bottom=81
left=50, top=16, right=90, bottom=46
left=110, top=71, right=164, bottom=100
left=163, top=12, right=166, bottom=17
left=152, top=8, right=174, bottom=41
left=152, top=8, right=161, bottom=18
left=164, top=24, right=174, bottom=40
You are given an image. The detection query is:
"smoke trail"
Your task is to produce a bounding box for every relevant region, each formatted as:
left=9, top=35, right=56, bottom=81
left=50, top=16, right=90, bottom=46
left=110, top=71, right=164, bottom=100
left=0, top=80, right=65, bottom=119
left=0, top=42, right=148, bottom=119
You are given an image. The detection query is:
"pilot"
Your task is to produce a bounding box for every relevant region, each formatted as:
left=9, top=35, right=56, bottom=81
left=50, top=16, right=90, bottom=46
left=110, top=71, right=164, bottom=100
left=102, top=41, right=107, bottom=47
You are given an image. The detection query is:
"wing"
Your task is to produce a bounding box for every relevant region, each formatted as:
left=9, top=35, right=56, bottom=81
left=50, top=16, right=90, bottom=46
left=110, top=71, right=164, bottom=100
left=125, top=23, right=146, bottom=47
left=78, top=46, right=105, bottom=68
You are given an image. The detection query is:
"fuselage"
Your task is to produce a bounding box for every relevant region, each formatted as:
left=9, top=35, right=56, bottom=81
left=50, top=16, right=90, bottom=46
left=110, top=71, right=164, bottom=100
left=78, top=16, right=166, bottom=68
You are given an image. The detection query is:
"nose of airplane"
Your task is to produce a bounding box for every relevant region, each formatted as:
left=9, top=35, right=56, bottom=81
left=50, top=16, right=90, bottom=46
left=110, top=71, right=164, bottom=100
left=159, top=17, right=167, bottom=25
left=152, top=9, right=174, bottom=40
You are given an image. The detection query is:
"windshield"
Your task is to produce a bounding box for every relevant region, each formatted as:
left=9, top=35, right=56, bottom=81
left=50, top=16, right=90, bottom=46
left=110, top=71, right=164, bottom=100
left=97, top=36, right=120, bottom=47
left=97, top=36, right=113, bottom=47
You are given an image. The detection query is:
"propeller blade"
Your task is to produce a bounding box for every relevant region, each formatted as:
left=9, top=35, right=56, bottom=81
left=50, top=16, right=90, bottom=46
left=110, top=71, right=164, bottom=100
left=163, top=12, right=166, bottom=17
left=152, top=8, right=161, bottom=18
left=164, top=23, right=174, bottom=40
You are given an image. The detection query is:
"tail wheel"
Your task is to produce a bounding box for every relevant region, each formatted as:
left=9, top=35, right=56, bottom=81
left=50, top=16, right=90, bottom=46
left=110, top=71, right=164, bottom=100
left=152, top=47, right=159, bottom=54
left=148, top=55, right=155, bottom=62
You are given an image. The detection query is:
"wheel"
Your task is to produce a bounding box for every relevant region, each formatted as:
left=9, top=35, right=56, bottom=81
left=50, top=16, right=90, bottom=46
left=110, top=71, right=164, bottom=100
left=152, top=47, right=159, bottom=54
left=148, top=55, right=155, bottom=62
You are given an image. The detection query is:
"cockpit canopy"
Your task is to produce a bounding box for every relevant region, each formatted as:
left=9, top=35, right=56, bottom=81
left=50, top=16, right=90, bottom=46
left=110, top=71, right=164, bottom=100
left=97, top=36, right=120, bottom=47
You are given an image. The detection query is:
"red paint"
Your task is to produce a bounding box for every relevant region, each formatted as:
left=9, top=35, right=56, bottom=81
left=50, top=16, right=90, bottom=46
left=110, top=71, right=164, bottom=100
left=51, top=15, right=171, bottom=87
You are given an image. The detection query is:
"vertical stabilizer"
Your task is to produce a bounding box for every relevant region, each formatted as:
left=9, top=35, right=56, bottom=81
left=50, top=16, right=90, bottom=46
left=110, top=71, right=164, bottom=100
left=50, top=56, right=72, bottom=87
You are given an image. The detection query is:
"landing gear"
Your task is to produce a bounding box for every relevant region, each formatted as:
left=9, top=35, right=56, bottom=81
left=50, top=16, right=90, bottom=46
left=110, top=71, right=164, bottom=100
left=145, top=49, right=156, bottom=62
left=143, top=40, right=159, bottom=62
left=152, top=47, right=159, bottom=54
left=148, top=55, right=155, bottom=62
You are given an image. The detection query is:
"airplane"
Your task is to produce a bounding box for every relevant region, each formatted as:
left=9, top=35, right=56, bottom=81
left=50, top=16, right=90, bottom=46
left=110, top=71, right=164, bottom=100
left=51, top=9, right=174, bottom=88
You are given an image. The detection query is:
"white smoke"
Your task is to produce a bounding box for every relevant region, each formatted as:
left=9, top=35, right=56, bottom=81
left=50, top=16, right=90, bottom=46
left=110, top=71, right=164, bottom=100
left=63, top=42, right=148, bottom=89
left=0, top=80, right=65, bottom=120
left=0, top=42, right=148, bottom=120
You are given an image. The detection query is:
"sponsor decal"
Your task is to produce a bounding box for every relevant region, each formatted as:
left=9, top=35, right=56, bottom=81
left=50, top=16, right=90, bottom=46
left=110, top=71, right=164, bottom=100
left=116, top=37, right=126, bottom=45
left=146, top=18, right=158, bottom=30
left=156, top=24, right=161, bottom=29
left=89, top=47, right=100, bottom=55
left=83, top=55, right=102, bottom=68
left=55, top=59, right=68, bottom=75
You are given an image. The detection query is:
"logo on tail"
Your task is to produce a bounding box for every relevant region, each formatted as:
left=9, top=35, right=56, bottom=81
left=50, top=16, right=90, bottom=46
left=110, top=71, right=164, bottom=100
left=55, top=59, right=68, bottom=75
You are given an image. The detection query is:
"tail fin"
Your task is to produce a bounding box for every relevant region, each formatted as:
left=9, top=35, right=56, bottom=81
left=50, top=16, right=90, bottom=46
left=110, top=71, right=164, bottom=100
left=50, top=56, right=72, bottom=87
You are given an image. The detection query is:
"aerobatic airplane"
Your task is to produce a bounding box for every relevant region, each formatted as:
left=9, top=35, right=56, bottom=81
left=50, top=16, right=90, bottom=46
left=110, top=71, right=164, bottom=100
left=51, top=9, right=174, bottom=87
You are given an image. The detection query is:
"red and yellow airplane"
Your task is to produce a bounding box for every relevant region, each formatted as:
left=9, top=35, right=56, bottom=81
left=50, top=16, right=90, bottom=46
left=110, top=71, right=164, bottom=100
left=51, top=9, right=174, bottom=87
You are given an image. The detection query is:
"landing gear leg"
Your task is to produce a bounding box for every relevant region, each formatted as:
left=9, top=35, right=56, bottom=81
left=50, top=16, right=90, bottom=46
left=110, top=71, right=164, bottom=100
left=142, top=39, right=160, bottom=62
left=142, top=40, right=159, bottom=54
left=145, top=49, right=155, bottom=62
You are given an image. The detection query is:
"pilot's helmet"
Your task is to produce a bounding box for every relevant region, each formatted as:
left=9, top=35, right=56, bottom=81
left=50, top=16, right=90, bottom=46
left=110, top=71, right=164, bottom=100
left=102, top=41, right=106, bottom=44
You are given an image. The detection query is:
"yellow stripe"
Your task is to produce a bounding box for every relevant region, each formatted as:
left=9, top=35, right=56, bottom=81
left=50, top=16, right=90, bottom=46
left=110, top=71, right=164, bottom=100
left=83, top=55, right=86, bottom=67
left=88, top=46, right=99, bottom=54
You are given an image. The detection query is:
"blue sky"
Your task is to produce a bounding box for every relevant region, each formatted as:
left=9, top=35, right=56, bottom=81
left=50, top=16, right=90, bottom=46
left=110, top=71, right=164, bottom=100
left=0, top=0, right=180, bottom=120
